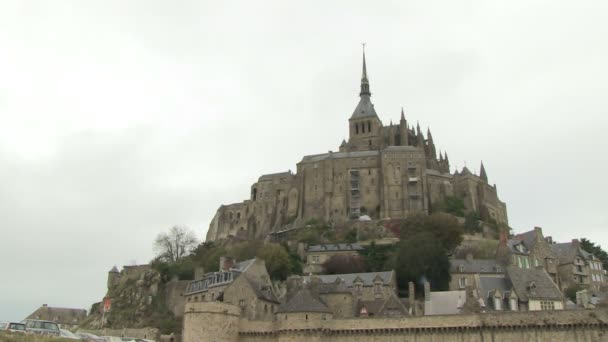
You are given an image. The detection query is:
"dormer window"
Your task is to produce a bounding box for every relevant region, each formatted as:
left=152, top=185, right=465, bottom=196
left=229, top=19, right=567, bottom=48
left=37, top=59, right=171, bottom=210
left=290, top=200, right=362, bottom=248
left=528, top=282, right=537, bottom=295
left=458, top=265, right=465, bottom=272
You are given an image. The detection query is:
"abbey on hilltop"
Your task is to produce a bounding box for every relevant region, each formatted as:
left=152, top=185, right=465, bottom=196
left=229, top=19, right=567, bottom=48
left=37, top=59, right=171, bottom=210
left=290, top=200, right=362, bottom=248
left=206, top=51, right=508, bottom=242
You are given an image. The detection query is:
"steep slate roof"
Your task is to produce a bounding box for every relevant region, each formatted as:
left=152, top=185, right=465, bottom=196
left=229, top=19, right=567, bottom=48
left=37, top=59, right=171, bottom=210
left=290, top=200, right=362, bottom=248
left=27, top=306, right=87, bottom=325
left=232, top=258, right=256, bottom=272
left=109, top=266, right=119, bottom=273
left=506, top=266, right=563, bottom=302
left=506, top=239, right=529, bottom=255
left=478, top=276, right=512, bottom=306
left=450, top=259, right=503, bottom=273
left=243, top=275, right=280, bottom=303
left=350, top=95, right=378, bottom=119
left=305, top=271, right=394, bottom=288
left=276, top=288, right=331, bottom=313
left=425, top=290, right=466, bottom=315
left=308, top=243, right=364, bottom=252
left=515, top=230, right=538, bottom=251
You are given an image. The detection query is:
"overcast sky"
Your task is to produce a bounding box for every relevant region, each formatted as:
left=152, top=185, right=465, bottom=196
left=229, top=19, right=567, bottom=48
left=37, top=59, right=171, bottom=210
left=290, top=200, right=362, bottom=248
left=1, top=0, right=607, bottom=321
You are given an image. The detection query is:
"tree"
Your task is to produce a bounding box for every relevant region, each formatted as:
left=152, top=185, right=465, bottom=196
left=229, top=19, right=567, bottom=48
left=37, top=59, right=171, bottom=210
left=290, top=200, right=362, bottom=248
left=400, top=213, right=464, bottom=252
left=464, top=211, right=482, bottom=233
left=393, top=232, right=451, bottom=293
left=580, top=238, right=608, bottom=271
left=323, top=255, right=367, bottom=274
left=154, top=226, right=198, bottom=264
left=435, top=196, right=465, bottom=217
left=359, top=241, right=395, bottom=272
left=256, top=243, right=292, bottom=280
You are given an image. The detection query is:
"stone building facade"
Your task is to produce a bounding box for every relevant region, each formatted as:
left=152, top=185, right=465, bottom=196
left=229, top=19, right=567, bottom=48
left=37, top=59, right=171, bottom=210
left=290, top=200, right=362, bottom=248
left=552, top=239, right=607, bottom=292
left=206, top=52, right=508, bottom=242
left=184, top=257, right=280, bottom=321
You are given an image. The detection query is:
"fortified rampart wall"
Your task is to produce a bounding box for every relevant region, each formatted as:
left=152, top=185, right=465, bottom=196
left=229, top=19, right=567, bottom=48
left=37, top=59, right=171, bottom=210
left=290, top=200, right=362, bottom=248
left=183, top=302, right=608, bottom=342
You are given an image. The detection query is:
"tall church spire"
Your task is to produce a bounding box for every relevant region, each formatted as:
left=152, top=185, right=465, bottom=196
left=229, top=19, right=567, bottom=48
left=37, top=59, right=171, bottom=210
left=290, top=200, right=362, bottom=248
left=360, top=44, right=371, bottom=97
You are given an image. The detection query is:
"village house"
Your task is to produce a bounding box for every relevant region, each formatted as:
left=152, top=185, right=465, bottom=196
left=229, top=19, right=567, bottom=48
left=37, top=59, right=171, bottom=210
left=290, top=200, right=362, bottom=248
left=552, top=239, right=607, bottom=292
left=184, top=257, right=280, bottom=320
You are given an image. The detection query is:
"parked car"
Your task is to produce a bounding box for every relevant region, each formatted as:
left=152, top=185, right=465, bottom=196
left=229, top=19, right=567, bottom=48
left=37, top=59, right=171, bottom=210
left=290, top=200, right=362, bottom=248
left=60, top=328, right=80, bottom=339
left=75, top=331, right=105, bottom=342
left=0, top=322, right=27, bottom=333
left=21, top=319, right=60, bottom=336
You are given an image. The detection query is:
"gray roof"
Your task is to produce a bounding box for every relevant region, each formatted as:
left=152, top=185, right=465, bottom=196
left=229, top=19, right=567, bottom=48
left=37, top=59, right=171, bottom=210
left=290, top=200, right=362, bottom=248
left=305, top=271, right=394, bottom=288
left=424, top=290, right=466, bottom=315
left=350, top=95, right=378, bottom=119
left=109, top=266, right=119, bottom=273
left=276, top=288, right=331, bottom=313
left=506, top=239, right=529, bottom=255
left=243, top=275, right=280, bottom=303
left=258, top=171, right=291, bottom=182
left=550, top=242, right=596, bottom=264
left=301, top=150, right=379, bottom=163
left=515, top=230, right=538, bottom=251
left=232, top=258, right=255, bottom=272
left=479, top=277, right=510, bottom=298
left=450, top=259, right=503, bottom=274
left=506, top=266, right=563, bottom=302
left=308, top=243, right=364, bottom=252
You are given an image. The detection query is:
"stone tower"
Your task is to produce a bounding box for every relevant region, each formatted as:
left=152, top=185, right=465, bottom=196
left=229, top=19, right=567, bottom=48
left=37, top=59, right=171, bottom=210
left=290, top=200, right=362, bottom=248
left=107, top=265, right=119, bottom=290
left=347, top=48, right=383, bottom=151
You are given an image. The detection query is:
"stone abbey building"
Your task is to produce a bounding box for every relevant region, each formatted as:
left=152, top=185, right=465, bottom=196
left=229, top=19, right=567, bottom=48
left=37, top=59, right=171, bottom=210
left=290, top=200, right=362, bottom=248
left=206, top=52, right=508, bottom=242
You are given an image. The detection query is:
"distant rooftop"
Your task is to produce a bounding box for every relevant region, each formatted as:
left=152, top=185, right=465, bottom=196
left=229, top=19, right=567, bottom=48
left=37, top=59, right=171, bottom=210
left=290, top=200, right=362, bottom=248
left=307, top=243, right=364, bottom=252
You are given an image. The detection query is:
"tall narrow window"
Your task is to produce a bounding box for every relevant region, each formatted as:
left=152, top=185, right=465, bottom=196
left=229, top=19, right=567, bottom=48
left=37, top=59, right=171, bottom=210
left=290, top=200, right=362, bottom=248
left=368, top=121, right=371, bottom=132
left=356, top=124, right=359, bottom=134
left=362, top=123, right=365, bottom=133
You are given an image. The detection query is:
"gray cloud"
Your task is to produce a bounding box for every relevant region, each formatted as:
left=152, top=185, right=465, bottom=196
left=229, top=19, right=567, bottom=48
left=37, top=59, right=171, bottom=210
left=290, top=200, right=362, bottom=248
left=1, top=0, right=607, bottom=321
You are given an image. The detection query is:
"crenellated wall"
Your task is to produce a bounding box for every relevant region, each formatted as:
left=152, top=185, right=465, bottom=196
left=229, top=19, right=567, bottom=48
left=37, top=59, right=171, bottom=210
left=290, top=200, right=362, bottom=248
left=183, top=302, right=608, bottom=342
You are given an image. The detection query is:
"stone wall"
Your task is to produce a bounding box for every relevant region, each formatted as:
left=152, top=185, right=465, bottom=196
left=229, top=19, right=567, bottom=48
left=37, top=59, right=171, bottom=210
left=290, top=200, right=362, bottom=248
left=82, top=327, right=159, bottom=340
left=183, top=302, right=608, bottom=342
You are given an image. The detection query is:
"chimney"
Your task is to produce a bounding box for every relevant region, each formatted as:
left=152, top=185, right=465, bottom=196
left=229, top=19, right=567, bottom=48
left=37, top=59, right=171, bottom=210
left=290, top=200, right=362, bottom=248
left=466, top=253, right=474, bottom=262
left=219, top=256, right=235, bottom=271
left=42, top=304, right=48, bottom=307
left=545, top=236, right=553, bottom=244
left=310, top=275, right=321, bottom=298
left=194, top=267, right=205, bottom=280
left=424, top=282, right=431, bottom=302
left=534, top=226, right=544, bottom=241
left=572, top=239, right=580, bottom=248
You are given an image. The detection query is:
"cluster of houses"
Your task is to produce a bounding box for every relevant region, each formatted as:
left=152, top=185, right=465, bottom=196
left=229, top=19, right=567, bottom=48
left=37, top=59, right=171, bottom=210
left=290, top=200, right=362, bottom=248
left=27, top=226, right=606, bottom=332
left=183, top=226, right=607, bottom=319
